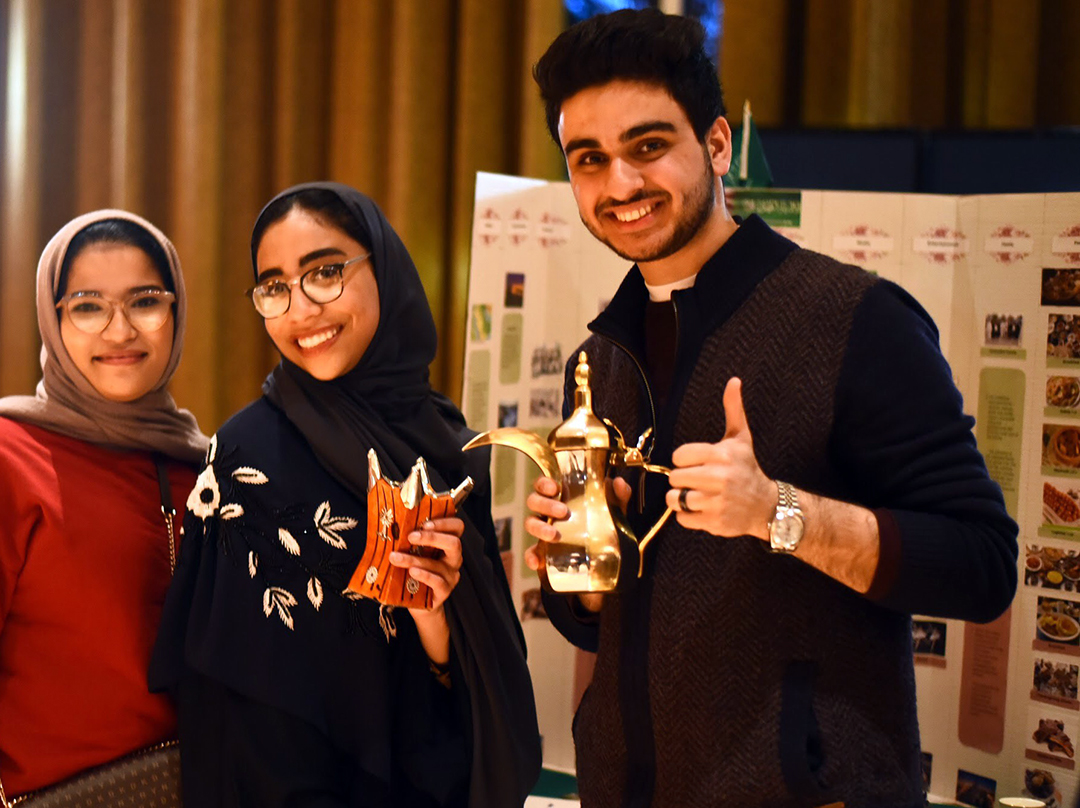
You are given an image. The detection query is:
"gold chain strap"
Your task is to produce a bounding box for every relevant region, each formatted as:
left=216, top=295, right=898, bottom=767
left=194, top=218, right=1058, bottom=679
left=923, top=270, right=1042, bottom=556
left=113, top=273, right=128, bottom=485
left=162, top=507, right=176, bottom=574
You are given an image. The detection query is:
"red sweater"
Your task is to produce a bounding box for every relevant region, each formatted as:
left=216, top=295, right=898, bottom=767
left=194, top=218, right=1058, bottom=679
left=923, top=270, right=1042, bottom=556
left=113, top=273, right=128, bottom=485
left=0, top=418, right=196, bottom=796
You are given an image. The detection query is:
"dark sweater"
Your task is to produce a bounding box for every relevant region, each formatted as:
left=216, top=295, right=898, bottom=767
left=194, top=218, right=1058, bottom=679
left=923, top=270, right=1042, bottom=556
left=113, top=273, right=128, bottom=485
left=544, top=215, right=1018, bottom=808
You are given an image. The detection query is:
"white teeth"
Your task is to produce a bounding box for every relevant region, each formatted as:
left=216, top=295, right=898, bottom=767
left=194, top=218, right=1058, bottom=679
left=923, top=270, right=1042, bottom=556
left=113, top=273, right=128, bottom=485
left=614, top=204, right=654, bottom=223
left=297, top=326, right=341, bottom=350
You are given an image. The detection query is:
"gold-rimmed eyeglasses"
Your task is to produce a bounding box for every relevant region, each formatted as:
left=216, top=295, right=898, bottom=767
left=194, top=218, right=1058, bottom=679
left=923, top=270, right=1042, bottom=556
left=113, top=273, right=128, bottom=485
left=55, top=289, right=176, bottom=334
left=248, top=254, right=370, bottom=319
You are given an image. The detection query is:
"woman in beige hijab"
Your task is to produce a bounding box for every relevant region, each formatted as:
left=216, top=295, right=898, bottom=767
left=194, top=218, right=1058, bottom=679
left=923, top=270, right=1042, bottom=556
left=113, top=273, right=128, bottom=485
left=0, top=210, right=207, bottom=799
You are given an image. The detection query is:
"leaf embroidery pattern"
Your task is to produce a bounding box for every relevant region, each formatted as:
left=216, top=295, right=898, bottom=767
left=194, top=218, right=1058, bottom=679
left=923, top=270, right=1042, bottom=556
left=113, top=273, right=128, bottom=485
left=263, top=586, right=298, bottom=630
left=221, top=503, right=244, bottom=520
left=278, top=528, right=301, bottom=556
left=307, top=577, right=324, bottom=611
left=313, top=501, right=358, bottom=550
left=232, top=467, right=269, bottom=485
left=205, top=442, right=378, bottom=638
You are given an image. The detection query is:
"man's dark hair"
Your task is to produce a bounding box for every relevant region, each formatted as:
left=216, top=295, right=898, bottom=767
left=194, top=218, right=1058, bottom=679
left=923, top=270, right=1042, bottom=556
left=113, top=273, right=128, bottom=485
left=533, top=8, right=725, bottom=146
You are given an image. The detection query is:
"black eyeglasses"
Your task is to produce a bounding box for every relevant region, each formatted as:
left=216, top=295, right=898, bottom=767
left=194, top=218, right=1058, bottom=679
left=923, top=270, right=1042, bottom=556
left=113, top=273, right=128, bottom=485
left=55, top=289, right=176, bottom=334
left=248, top=254, right=369, bottom=319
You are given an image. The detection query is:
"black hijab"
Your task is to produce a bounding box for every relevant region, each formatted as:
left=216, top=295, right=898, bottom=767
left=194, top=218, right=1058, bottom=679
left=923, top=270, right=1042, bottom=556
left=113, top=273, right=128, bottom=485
left=254, top=183, right=541, bottom=806
left=257, top=182, right=466, bottom=486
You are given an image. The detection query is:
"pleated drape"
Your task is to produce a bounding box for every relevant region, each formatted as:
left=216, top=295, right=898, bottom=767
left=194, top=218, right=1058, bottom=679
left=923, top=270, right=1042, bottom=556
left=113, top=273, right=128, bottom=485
left=3, top=0, right=1074, bottom=431
left=0, top=0, right=565, bottom=431
left=721, top=0, right=1080, bottom=129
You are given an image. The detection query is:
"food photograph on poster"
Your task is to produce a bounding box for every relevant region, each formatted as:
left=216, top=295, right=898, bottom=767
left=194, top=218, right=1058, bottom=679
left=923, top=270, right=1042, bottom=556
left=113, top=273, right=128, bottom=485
left=1036, top=597, right=1080, bottom=649
left=1048, top=375, right=1080, bottom=412
left=1023, top=766, right=1064, bottom=807
left=1048, top=314, right=1080, bottom=363
left=1045, top=424, right=1080, bottom=474
left=1026, top=543, right=1080, bottom=590
left=1028, top=711, right=1078, bottom=766
left=1044, top=269, right=1080, bottom=307
left=1032, top=658, right=1080, bottom=706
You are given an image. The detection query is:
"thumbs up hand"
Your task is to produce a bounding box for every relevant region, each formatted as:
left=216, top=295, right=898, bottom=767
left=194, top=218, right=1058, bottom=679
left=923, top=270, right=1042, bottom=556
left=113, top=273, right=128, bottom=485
left=665, top=377, right=777, bottom=539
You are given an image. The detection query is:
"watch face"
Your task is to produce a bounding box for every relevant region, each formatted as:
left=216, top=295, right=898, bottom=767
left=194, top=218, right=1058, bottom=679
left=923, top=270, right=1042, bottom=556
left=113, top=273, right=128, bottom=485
left=771, top=510, right=804, bottom=551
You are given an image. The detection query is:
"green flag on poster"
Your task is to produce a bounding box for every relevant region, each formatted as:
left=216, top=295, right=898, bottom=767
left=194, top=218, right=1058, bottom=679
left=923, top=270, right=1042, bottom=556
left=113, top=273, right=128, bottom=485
left=728, top=100, right=773, bottom=188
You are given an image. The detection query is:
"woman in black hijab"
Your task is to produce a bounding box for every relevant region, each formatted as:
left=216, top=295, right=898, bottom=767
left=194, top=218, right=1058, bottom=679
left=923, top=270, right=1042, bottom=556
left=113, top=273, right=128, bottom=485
left=151, top=182, right=540, bottom=807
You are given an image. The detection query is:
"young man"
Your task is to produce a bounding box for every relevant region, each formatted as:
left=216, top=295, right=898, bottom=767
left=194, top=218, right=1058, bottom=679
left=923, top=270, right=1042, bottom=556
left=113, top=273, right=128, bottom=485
left=524, top=9, right=1018, bottom=808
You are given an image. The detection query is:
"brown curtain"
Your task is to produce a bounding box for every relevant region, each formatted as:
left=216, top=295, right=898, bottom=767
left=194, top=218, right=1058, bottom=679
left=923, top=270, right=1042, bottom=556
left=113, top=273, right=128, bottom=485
left=721, top=0, right=1080, bottom=129
left=0, top=0, right=566, bottom=432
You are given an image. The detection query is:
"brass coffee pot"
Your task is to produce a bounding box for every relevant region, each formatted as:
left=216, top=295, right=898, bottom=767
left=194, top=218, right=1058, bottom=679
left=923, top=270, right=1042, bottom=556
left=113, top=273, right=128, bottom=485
left=463, top=351, right=672, bottom=593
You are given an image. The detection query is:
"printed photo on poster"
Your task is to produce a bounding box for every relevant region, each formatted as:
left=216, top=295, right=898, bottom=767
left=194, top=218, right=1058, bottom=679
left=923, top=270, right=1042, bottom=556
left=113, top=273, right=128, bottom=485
left=494, top=516, right=513, bottom=553
left=912, top=620, right=946, bottom=665
left=1036, top=596, right=1080, bottom=651
left=1028, top=712, right=1077, bottom=768
left=498, top=402, right=519, bottom=428
left=531, top=343, right=564, bottom=377
left=955, top=769, right=996, bottom=808
left=1044, top=425, right=1080, bottom=475
left=530, top=388, right=561, bottom=420
left=504, top=272, right=525, bottom=308
left=520, top=587, right=548, bottom=621
left=1033, top=658, right=1080, bottom=709
left=984, top=313, right=1023, bottom=346
left=1022, top=766, right=1061, bottom=807
left=1044, top=269, right=1080, bottom=307
left=470, top=303, right=492, bottom=343
left=1048, top=376, right=1080, bottom=414
left=1026, top=542, right=1080, bottom=590
left=1048, top=314, right=1080, bottom=363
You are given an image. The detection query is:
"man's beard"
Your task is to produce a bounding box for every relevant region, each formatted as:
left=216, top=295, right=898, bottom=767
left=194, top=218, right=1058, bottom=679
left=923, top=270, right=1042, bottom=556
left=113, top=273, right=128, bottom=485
left=584, top=151, right=716, bottom=263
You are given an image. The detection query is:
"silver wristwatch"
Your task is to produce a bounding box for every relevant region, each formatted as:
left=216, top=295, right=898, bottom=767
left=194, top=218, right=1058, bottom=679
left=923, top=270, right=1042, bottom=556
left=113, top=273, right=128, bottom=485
left=768, top=481, right=805, bottom=553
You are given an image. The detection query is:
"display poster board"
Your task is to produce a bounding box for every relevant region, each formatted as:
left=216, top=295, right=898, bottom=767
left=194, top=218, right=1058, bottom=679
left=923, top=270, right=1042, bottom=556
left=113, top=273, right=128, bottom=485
left=462, top=171, right=1080, bottom=807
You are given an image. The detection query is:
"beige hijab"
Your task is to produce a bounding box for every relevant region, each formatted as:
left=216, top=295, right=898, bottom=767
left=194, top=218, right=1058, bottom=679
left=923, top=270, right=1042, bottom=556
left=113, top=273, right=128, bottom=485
left=0, top=209, right=208, bottom=464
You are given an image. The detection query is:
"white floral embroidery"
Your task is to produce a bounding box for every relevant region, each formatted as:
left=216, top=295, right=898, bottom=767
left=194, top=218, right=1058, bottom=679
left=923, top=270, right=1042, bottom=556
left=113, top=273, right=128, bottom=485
left=278, top=528, right=301, bottom=556
left=307, top=577, right=324, bottom=610
left=232, top=467, right=268, bottom=485
left=248, top=551, right=258, bottom=578
left=263, top=587, right=297, bottom=630
left=206, top=434, right=217, bottom=464
left=187, top=464, right=220, bottom=520
left=313, top=501, right=358, bottom=550
left=220, top=503, right=243, bottom=520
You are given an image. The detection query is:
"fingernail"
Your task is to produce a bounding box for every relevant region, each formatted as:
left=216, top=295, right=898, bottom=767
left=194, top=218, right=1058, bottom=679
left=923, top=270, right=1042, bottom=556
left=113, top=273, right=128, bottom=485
left=423, top=521, right=433, bottom=529
left=408, top=531, right=420, bottom=541
left=389, top=552, right=403, bottom=562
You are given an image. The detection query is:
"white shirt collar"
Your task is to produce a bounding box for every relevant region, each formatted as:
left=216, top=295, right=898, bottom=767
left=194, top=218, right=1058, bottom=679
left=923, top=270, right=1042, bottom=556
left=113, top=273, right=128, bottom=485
left=643, top=272, right=699, bottom=302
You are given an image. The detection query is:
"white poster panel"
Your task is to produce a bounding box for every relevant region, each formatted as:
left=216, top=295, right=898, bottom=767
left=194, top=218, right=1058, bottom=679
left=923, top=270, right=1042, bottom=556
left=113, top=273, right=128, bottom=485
left=462, top=174, right=1080, bottom=801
